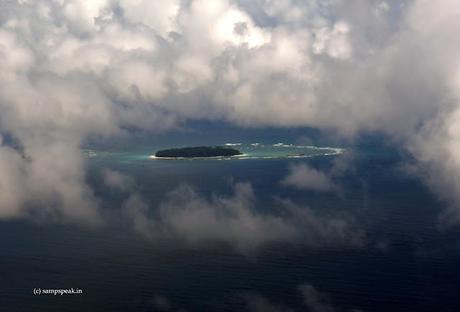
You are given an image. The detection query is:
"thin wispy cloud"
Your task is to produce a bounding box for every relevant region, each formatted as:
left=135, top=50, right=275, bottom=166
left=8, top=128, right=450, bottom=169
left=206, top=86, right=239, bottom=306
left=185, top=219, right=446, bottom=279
left=122, top=182, right=364, bottom=252
left=281, top=164, right=337, bottom=192
left=245, top=283, right=361, bottom=312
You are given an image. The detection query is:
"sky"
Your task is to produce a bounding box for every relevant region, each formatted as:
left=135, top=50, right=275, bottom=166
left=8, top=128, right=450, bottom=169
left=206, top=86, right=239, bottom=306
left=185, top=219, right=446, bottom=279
left=1, top=0, right=460, bottom=235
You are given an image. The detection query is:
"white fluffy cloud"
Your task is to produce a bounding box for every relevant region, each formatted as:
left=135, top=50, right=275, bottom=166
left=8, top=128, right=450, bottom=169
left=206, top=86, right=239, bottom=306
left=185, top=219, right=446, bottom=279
left=0, top=0, right=460, bottom=222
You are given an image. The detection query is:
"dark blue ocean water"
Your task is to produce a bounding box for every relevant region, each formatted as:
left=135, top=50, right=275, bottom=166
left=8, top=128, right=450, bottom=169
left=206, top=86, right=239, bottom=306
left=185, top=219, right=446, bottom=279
left=1, top=128, right=460, bottom=311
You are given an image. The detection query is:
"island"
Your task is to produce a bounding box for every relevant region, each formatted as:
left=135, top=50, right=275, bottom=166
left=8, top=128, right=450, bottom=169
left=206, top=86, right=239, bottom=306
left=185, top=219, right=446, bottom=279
left=155, top=146, right=242, bottom=158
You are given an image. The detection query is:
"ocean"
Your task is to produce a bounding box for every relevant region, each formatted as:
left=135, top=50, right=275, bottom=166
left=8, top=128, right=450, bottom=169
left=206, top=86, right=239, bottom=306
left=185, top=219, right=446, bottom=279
left=1, top=129, right=460, bottom=312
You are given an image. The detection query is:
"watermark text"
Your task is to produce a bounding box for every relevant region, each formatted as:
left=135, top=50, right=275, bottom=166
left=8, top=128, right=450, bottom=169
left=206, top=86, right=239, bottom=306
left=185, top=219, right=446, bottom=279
left=33, top=288, right=83, bottom=296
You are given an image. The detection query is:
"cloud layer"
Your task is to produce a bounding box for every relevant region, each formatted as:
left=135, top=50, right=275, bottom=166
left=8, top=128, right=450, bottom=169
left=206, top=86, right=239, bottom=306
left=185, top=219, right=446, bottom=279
left=123, top=182, right=364, bottom=252
left=1, top=0, right=460, bottom=221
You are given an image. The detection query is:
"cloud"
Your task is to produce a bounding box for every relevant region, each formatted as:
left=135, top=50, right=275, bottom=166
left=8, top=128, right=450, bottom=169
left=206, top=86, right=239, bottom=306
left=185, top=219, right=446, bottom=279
left=298, top=284, right=337, bottom=312
left=0, top=136, right=101, bottom=223
left=123, top=182, right=364, bottom=252
left=0, top=0, right=460, bottom=223
left=0, top=143, right=27, bottom=218
left=312, top=21, right=352, bottom=60
left=103, top=168, right=133, bottom=191
left=146, top=283, right=362, bottom=312
left=281, top=164, right=337, bottom=192
left=245, top=283, right=361, bottom=312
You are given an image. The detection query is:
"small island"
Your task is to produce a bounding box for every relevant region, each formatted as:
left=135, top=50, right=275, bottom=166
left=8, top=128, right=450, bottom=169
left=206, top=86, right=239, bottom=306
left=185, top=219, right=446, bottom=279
left=154, top=146, right=242, bottom=158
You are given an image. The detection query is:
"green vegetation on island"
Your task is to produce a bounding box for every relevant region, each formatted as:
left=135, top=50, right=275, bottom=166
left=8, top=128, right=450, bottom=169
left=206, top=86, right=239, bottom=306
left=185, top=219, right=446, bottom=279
left=155, top=146, right=242, bottom=158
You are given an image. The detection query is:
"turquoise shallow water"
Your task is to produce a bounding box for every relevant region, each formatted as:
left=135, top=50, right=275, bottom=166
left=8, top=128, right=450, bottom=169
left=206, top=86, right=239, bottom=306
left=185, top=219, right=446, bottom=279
left=83, top=142, right=345, bottom=162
